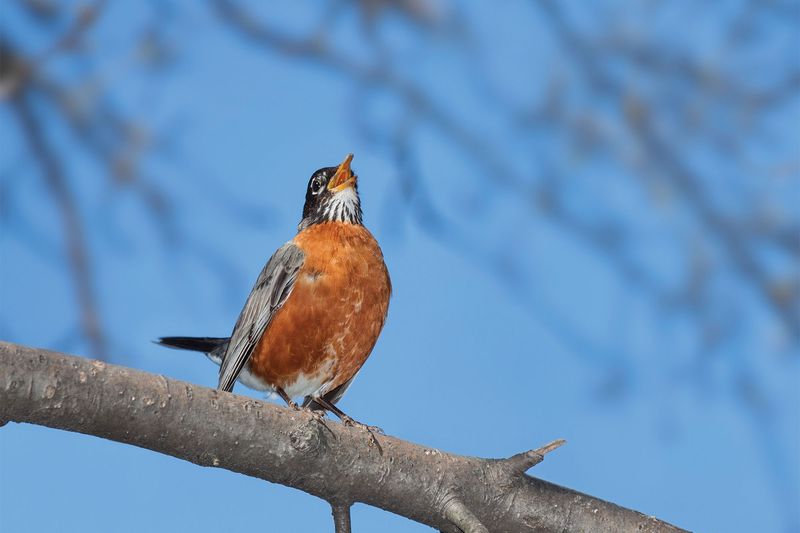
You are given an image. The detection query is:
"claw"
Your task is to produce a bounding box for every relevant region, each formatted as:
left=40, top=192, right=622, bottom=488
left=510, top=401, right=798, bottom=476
left=346, top=420, right=384, bottom=435
left=304, top=395, right=383, bottom=451
left=304, top=407, right=327, bottom=421
left=340, top=418, right=384, bottom=452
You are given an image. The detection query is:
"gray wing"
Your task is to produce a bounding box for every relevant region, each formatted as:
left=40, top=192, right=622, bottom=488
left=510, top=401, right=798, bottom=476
left=217, top=242, right=305, bottom=393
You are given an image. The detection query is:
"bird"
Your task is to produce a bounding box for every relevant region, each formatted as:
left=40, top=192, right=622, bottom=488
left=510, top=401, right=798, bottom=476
left=157, top=154, right=391, bottom=426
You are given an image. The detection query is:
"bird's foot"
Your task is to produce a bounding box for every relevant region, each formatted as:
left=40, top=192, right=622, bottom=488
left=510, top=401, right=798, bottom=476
left=304, top=395, right=384, bottom=451
left=304, top=408, right=336, bottom=438
left=340, top=416, right=384, bottom=452
left=302, top=406, right=328, bottom=422
left=342, top=417, right=384, bottom=435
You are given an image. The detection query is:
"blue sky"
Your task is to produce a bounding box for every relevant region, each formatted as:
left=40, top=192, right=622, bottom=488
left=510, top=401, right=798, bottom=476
left=2, top=2, right=798, bottom=532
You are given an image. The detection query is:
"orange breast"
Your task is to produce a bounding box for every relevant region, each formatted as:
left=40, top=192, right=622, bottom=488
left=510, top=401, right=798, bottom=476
left=248, top=222, right=391, bottom=398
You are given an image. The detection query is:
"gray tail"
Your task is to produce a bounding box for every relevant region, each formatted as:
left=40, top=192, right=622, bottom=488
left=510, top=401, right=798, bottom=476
left=156, top=336, right=229, bottom=353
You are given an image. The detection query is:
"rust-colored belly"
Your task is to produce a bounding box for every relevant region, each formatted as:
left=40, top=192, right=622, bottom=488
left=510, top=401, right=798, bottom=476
left=248, top=222, right=391, bottom=399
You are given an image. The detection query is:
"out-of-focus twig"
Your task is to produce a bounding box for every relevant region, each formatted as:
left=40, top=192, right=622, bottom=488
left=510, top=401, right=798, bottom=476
left=10, top=94, right=108, bottom=359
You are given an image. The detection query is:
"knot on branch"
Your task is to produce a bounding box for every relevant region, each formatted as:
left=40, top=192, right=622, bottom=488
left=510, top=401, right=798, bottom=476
left=289, top=421, right=326, bottom=454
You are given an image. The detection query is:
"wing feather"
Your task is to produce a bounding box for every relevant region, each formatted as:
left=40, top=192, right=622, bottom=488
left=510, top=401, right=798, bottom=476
left=217, top=242, right=305, bottom=392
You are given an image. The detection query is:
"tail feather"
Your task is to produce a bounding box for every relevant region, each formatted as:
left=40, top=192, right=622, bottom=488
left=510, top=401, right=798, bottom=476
left=156, top=336, right=228, bottom=353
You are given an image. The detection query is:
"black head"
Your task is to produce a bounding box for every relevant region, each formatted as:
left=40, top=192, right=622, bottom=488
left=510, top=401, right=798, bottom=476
left=299, top=154, right=363, bottom=231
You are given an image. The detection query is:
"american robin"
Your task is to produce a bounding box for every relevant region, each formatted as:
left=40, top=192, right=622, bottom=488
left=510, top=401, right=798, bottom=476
left=158, top=154, right=391, bottom=425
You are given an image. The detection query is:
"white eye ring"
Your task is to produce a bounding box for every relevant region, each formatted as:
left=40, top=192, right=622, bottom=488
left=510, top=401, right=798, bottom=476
left=311, top=177, right=324, bottom=194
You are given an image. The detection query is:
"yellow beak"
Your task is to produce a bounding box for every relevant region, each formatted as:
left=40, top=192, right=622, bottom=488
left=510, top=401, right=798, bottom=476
left=327, top=153, right=355, bottom=192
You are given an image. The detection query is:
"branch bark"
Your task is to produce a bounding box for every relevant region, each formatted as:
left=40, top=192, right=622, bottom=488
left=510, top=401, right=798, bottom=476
left=0, top=341, right=688, bottom=532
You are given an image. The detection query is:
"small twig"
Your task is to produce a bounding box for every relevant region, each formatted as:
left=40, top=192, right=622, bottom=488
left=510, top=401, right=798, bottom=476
left=443, top=497, right=489, bottom=533
left=535, top=438, right=567, bottom=456
left=38, top=1, right=106, bottom=64
left=331, top=503, right=352, bottom=533
left=3, top=1, right=106, bottom=98
left=503, top=438, right=567, bottom=475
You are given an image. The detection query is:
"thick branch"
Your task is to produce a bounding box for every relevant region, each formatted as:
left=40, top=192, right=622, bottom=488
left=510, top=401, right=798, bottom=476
left=0, top=341, right=687, bottom=532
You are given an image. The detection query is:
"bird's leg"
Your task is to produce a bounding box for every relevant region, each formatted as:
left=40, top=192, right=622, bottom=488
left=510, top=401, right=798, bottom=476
left=299, top=397, right=331, bottom=421
left=310, top=396, right=384, bottom=436
left=276, top=388, right=326, bottom=424
left=275, top=387, right=299, bottom=410
left=312, top=396, right=383, bottom=452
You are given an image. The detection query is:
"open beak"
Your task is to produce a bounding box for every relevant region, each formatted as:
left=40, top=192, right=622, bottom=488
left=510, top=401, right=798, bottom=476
left=327, top=153, right=356, bottom=192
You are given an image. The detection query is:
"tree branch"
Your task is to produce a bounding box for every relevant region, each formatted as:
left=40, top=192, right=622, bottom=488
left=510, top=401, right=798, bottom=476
left=0, top=341, right=687, bottom=532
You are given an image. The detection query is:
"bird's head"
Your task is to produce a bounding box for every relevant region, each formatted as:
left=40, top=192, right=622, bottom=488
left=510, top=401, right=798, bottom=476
left=299, top=153, right=363, bottom=230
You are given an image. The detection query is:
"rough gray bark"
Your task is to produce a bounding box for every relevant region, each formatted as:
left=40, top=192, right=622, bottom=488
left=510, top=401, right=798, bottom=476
left=0, top=341, right=688, bottom=532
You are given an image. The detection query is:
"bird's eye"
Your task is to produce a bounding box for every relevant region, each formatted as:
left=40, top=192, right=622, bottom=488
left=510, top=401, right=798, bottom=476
left=310, top=177, right=324, bottom=194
